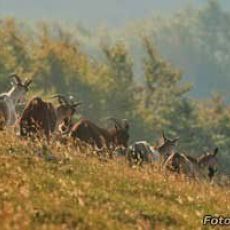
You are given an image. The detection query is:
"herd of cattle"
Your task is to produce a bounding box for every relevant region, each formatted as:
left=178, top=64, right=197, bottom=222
left=0, top=74, right=220, bottom=181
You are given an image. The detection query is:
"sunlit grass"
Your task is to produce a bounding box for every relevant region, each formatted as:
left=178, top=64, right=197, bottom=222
left=0, top=131, right=229, bottom=229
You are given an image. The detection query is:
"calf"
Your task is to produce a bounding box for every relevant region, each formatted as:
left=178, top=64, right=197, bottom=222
left=127, top=141, right=160, bottom=166
left=163, top=148, right=219, bottom=180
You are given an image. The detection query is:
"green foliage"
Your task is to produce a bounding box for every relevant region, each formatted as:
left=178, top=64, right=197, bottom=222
left=141, top=0, right=230, bottom=100
left=0, top=18, right=31, bottom=90
left=101, top=42, right=135, bottom=118
left=137, top=37, right=191, bottom=133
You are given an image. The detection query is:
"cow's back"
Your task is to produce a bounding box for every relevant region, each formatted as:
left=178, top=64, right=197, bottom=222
left=45, top=102, right=56, bottom=133
left=71, top=119, right=104, bottom=148
left=20, top=97, right=56, bottom=137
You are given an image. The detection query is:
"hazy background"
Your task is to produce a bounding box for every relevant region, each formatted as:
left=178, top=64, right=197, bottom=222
left=1, top=1, right=230, bottom=170
left=1, top=0, right=230, bottom=99
left=0, top=0, right=228, bottom=27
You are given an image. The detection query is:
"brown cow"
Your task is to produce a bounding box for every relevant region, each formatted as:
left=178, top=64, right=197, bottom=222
left=19, top=95, right=81, bottom=140
left=70, top=118, right=130, bottom=149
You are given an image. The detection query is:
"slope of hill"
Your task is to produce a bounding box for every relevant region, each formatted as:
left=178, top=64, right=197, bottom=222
left=0, top=131, right=229, bottom=229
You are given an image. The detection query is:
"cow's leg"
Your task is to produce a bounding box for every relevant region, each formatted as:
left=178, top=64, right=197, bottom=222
left=0, top=102, right=8, bottom=130
left=208, top=166, right=217, bottom=182
left=94, top=135, right=103, bottom=149
left=126, top=150, right=134, bottom=167
left=0, top=113, right=6, bottom=130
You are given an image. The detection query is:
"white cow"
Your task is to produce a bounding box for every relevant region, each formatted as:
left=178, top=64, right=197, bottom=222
left=0, top=74, right=31, bottom=128
left=127, top=141, right=160, bottom=166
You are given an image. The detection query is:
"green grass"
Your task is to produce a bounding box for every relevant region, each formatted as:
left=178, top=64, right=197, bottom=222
left=0, top=131, right=229, bottom=229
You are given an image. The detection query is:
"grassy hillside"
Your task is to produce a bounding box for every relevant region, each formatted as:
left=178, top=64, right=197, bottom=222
left=0, top=131, right=229, bottom=229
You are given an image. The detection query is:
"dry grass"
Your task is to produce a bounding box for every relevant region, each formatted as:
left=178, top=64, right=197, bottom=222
left=0, top=130, right=229, bottom=229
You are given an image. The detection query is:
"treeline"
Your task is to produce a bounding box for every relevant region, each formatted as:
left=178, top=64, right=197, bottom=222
left=124, top=0, right=230, bottom=100
left=0, top=16, right=230, bottom=172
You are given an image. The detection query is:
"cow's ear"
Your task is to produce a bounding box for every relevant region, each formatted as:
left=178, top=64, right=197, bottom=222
left=162, top=131, right=167, bottom=141
left=115, top=124, right=119, bottom=131
left=213, top=147, right=219, bottom=156
left=24, top=79, right=32, bottom=88
left=171, top=137, right=179, bottom=144
left=10, top=80, right=15, bottom=86
left=122, top=119, right=129, bottom=130
left=9, top=74, right=21, bottom=86
left=73, top=102, right=82, bottom=109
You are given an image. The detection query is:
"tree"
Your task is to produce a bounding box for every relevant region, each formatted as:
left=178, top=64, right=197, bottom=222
left=101, top=41, right=135, bottom=119
left=136, top=37, right=191, bottom=135
left=0, top=18, right=31, bottom=91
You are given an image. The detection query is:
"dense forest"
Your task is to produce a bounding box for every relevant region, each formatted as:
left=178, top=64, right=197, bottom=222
left=0, top=0, right=230, bottom=172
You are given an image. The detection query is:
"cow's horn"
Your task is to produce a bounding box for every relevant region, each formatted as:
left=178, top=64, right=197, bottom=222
left=52, top=94, right=69, bottom=105
left=122, top=119, right=129, bottom=129
left=108, top=117, right=122, bottom=128
left=9, top=73, right=22, bottom=85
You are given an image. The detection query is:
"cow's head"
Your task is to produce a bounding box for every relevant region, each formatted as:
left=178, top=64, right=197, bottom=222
left=9, top=74, right=32, bottom=102
left=155, top=131, right=179, bottom=159
left=198, top=147, right=219, bottom=168
left=53, top=94, right=82, bottom=128
left=58, top=117, right=73, bottom=134
left=110, top=118, right=130, bottom=148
